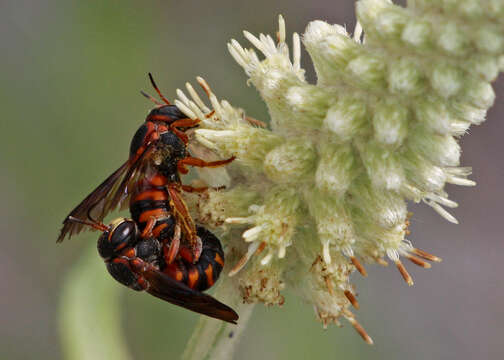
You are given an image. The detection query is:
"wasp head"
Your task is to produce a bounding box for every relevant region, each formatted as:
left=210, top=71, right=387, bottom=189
left=97, top=218, right=139, bottom=260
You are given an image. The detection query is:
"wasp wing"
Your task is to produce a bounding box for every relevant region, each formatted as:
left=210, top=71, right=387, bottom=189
left=57, top=145, right=153, bottom=243
left=144, top=268, right=238, bottom=324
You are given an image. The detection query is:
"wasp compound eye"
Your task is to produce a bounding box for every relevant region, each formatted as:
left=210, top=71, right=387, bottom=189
left=110, top=221, right=137, bottom=250
left=97, top=231, right=114, bottom=259
left=160, top=131, right=185, bottom=156
left=97, top=221, right=138, bottom=259
left=130, top=124, right=148, bottom=157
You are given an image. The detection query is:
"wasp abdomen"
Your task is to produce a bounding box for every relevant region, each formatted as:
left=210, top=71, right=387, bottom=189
left=163, top=226, right=225, bottom=292
left=130, top=175, right=173, bottom=234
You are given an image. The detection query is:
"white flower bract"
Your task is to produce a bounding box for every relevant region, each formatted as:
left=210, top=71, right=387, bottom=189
left=176, top=2, right=504, bottom=343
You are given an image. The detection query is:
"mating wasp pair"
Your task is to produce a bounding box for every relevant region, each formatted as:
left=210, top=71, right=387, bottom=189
left=58, top=74, right=238, bottom=324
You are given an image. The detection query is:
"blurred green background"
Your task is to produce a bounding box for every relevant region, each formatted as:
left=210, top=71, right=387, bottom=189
left=1, top=0, right=503, bottom=359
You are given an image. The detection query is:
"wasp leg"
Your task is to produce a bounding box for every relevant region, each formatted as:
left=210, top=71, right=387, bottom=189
left=193, top=235, right=203, bottom=263
left=171, top=126, right=189, bottom=144
left=165, top=223, right=181, bottom=264
left=169, top=118, right=201, bottom=144
left=141, top=217, right=157, bottom=238
left=177, top=245, right=196, bottom=263
left=170, top=118, right=201, bottom=128
left=166, top=184, right=200, bottom=261
left=166, top=184, right=197, bottom=239
left=177, top=162, right=189, bottom=174
left=181, top=184, right=226, bottom=193
left=181, top=184, right=208, bottom=193
left=178, top=156, right=236, bottom=169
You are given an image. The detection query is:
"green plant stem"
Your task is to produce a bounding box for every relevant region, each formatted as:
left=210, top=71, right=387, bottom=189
left=182, top=277, right=255, bottom=360
left=59, top=243, right=132, bottom=360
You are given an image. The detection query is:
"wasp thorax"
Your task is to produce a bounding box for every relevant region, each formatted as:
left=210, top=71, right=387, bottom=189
left=159, top=132, right=186, bottom=159
left=130, top=124, right=148, bottom=157
left=152, top=148, right=168, bottom=166
left=148, top=104, right=186, bottom=120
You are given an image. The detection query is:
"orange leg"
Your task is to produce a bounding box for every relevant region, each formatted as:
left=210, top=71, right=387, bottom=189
left=166, top=184, right=199, bottom=261
left=164, top=224, right=181, bottom=264
left=181, top=185, right=208, bottom=193
left=170, top=126, right=189, bottom=144
left=178, top=245, right=195, bottom=263
left=177, top=162, right=189, bottom=174
left=170, top=118, right=201, bottom=128
left=178, top=156, right=236, bottom=169
left=169, top=118, right=201, bottom=144
left=141, top=217, right=157, bottom=238
left=181, top=184, right=226, bottom=193
left=191, top=236, right=202, bottom=264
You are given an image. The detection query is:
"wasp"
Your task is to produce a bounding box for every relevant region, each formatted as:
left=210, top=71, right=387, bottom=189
left=57, top=73, right=234, bottom=254
left=66, top=216, right=238, bottom=323
left=58, top=74, right=237, bottom=322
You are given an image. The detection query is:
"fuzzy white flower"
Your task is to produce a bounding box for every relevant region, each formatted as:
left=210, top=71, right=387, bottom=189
left=176, top=1, right=504, bottom=349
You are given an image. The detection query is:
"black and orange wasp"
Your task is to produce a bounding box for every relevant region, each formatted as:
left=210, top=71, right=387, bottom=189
left=58, top=74, right=237, bottom=323
left=66, top=216, right=237, bottom=323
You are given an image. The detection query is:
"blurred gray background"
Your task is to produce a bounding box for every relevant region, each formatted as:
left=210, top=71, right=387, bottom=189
left=1, top=0, right=503, bottom=359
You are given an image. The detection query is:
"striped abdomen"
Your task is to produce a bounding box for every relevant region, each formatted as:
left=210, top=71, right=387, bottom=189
left=163, top=226, right=225, bottom=292
left=130, top=173, right=175, bottom=242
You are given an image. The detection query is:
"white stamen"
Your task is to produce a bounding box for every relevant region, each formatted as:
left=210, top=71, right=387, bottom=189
left=278, top=245, right=286, bottom=258
left=424, top=200, right=459, bottom=224
left=176, top=89, right=191, bottom=106
left=243, top=225, right=264, bottom=242
left=445, top=167, right=472, bottom=176
left=401, top=239, right=414, bottom=251
left=187, top=99, right=206, bottom=120
left=278, top=15, right=286, bottom=43
left=174, top=100, right=196, bottom=119
left=293, top=32, right=301, bottom=71
left=207, top=96, right=222, bottom=119
left=193, top=135, right=217, bottom=150
left=387, top=249, right=400, bottom=261
left=260, top=252, right=273, bottom=265
left=225, top=216, right=254, bottom=224
left=425, top=193, right=458, bottom=208
left=323, top=240, right=332, bottom=264
left=186, top=82, right=211, bottom=113
left=353, top=21, right=363, bottom=42
left=446, top=175, right=476, bottom=186
left=228, top=241, right=262, bottom=277
left=260, top=33, right=276, bottom=55
left=342, top=246, right=354, bottom=258
left=244, top=31, right=269, bottom=57
left=230, top=39, right=247, bottom=59
left=228, top=43, right=249, bottom=69
left=196, top=129, right=235, bottom=140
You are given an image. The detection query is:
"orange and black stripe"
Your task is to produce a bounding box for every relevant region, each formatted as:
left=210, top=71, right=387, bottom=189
left=129, top=174, right=176, bottom=242
left=162, top=226, right=225, bottom=292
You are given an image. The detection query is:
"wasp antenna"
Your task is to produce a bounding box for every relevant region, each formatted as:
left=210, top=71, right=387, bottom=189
left=140, top=90, right=162, bottom=106
left=148, top=73, right=171, bottom=105
left=67, top=216, right=109, bottom=232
